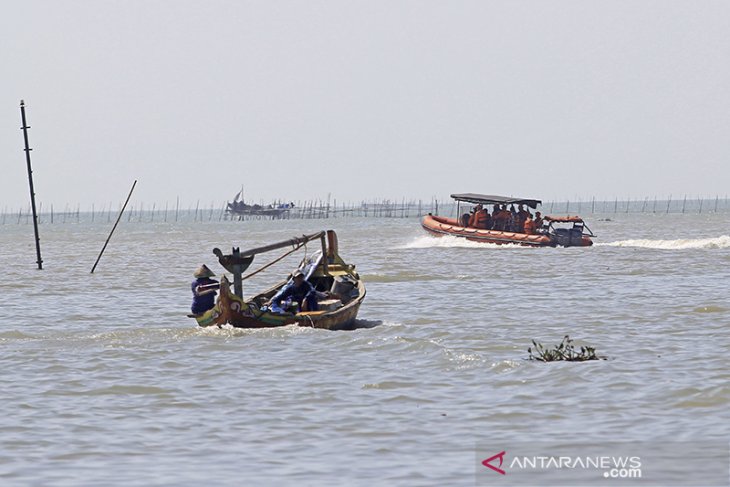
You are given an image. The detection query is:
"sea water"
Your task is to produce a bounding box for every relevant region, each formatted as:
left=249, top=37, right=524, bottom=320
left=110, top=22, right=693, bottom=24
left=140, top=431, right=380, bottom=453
left=1, top=211, right=729, bottom=486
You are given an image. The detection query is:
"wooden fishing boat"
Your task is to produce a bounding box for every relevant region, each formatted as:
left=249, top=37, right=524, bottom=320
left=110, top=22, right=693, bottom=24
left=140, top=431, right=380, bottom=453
left=226, top=200, right=293, bottom=219
left=421, top=193, right=595, bottom=247
left=226, top=189, right=293, bottom=219
left=190, top=230, right=366, bottom=329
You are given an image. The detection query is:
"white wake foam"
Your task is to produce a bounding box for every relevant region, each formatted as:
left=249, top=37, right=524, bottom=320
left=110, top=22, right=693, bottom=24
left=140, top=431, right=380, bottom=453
left=401, top=235, right=530, bottom=249
left=597, top=235, right=730, bottom=250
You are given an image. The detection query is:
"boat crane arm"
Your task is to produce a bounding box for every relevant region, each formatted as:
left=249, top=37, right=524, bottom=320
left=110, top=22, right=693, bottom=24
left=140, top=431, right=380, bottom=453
left=212, top=231, right=327, bottom=274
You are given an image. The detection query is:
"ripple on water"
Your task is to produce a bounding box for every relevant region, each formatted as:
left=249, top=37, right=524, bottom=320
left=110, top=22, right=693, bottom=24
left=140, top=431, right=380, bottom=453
left=692, top=305, right=728, bottom=313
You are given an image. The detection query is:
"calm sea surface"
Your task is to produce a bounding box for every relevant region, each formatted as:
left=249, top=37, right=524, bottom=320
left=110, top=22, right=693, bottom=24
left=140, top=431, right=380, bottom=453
left=1, top=210, right=729, bottom=486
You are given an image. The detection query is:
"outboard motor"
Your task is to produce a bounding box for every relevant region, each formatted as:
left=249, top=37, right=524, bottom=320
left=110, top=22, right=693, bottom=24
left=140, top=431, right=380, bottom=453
left=551, top=226, right=584, bottom=247
left=552, top=228, right=571, bottom=247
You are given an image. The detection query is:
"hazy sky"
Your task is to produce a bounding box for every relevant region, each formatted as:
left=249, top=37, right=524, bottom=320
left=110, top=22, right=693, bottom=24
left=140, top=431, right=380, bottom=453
left=2, top=1, right=729, bottom=209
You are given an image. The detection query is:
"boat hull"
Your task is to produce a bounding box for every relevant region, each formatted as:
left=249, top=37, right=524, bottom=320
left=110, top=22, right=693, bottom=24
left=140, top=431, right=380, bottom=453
left=194, top=277, right=366, bottom=330
left=421, top=214, right=593, bottom=247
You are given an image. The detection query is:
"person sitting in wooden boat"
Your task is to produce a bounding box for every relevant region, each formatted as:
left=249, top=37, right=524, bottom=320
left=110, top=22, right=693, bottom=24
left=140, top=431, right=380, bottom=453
left=269, top=269, right=324, bottom=314
left=190, top=264, right=220, bottom=315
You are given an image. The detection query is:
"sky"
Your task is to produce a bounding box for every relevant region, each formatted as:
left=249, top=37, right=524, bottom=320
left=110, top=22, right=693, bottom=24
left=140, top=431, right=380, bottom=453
left=1, top=1, right=729, bottom=210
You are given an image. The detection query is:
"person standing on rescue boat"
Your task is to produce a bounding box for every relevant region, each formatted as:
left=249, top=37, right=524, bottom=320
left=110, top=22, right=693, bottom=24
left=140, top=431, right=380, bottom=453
left=473, top=204, right=490, bottom=229
left=516, top=204, right=531, bottom=232
left=534, top=211, right=544, bottom=231
left=191, top=264, right=219, bottom=315
left=468, top=204, right=484, bottom=228
left=467, top=205, right=479, bottom=228
left=493, top=204, right=509, bottom=231
left=523, top=214, right=536, bottom=234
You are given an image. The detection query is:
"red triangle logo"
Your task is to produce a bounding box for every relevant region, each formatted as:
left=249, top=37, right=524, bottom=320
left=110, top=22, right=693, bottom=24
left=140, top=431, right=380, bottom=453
left=482, top=450, right=506, bottom=475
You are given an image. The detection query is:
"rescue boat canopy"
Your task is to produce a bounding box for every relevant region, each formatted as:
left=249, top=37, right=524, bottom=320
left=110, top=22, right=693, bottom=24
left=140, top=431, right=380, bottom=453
left=450, top=193, right=542, bottom=209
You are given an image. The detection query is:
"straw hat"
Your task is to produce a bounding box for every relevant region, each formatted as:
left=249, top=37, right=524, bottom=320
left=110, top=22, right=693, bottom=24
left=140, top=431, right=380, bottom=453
left=193, top=264, right=215, bottom=278
left=292, top=269, right=304, bottom=278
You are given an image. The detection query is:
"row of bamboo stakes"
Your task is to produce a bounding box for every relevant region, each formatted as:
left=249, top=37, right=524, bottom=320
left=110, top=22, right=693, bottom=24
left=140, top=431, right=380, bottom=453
left=2, top=196, right=729, bottom=224
left=15, top=101, right=730, bottom=272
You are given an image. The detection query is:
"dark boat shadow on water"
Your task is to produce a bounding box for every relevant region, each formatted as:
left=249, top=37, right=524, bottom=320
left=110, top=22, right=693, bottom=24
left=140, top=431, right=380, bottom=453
left=338, top=319, right=382, bottom=331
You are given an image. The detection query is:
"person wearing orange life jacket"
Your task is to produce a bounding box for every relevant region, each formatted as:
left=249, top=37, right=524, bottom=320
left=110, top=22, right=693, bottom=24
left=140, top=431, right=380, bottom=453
left=523, top=214, right=536, bottom=234
left=493, top=204, right=510, bottom=231
left=533, top=211, right=544, bottom=231
left=467, top=205, right=479, bottom=227
left=473, top=205, right=490, bottom=229
left=507, top=205, right=518, bottom=231
left=516, top=204, right=531, bottom=232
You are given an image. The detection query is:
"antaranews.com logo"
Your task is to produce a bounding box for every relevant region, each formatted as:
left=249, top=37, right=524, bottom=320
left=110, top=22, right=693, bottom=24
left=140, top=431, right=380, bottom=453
left=482, top=450, right=641, bottom=479
left=476, top=441, right=730, bottom=486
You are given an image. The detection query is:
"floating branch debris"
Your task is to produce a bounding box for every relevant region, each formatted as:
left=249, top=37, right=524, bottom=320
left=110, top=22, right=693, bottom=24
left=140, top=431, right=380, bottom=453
left=528, top=335, right=605, bottom=362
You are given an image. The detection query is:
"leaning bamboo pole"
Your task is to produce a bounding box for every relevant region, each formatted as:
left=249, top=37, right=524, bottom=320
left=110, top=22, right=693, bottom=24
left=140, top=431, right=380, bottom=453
left=91, top=180, right=137, bottom=274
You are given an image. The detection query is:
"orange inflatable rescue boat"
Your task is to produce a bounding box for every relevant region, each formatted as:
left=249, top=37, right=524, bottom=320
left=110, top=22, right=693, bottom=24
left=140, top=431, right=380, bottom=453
left=421, top=193, right=595, bottom=247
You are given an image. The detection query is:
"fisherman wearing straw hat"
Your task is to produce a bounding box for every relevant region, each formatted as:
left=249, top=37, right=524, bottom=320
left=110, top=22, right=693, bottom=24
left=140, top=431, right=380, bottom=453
left=190, top=264, right=220, bottom=315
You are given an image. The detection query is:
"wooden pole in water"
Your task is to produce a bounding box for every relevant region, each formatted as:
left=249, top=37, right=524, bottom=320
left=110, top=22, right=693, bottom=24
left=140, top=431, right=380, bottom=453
left=20, top=100, right=43, bottom=270
left=91, top=180, right=137, bottom=273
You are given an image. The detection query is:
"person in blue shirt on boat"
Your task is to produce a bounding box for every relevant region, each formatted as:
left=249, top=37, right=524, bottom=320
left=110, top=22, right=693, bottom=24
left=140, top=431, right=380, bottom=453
left=268, top=269, right=323, bottom=313
left=190, top=264, right=219, bottom=315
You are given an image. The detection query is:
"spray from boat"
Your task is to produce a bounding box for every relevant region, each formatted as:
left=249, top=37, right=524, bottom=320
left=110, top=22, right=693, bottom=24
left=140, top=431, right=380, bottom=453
left=596, top=236, right=730, bottom=250
left=402, top=235, right=535, bottom=249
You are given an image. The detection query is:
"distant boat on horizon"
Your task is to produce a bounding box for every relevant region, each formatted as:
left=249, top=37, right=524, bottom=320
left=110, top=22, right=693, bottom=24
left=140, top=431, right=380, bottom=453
left=226, top=189, right=294, bottom=219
